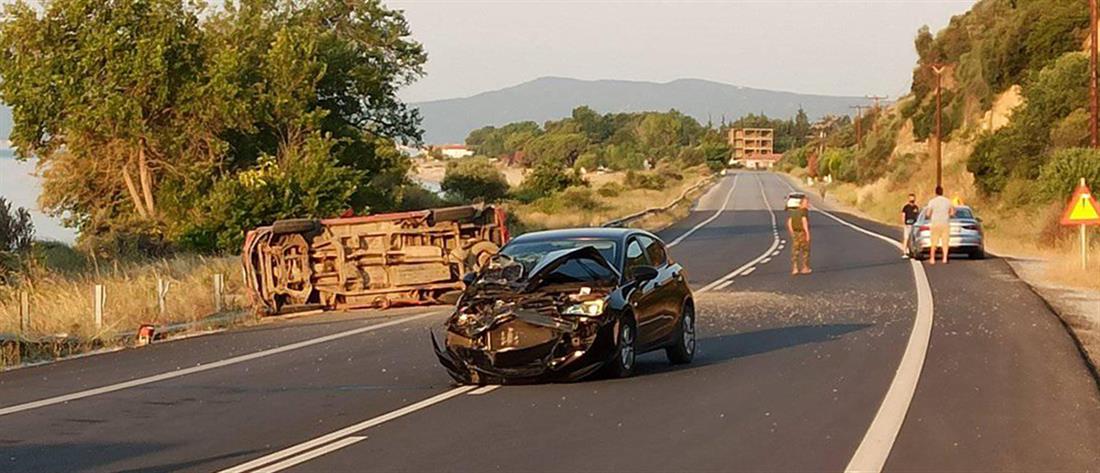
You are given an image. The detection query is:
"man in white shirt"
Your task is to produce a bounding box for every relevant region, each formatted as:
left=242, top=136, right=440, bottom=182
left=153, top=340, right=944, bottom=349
left=925, top=186, right=956, bottom=265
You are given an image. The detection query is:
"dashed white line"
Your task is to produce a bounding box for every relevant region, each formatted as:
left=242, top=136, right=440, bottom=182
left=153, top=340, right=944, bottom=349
left=761, top=257, right=772, bottom=264
left=468, top=385, right=500, bottom=395
left=218, top=386, right=477, bottom=473
left=0, top=310, right=447, bottom=418
left=699, top=175, right=780, bottom=293
left=772, top=251, right=781, bottom=256
left=667, top=174, right=740, bottom=248
left=250, top=436, right=367, bottom=473
left=741, top=267, right=757, bottom=276
left=715, top=280, right=736, bottom=290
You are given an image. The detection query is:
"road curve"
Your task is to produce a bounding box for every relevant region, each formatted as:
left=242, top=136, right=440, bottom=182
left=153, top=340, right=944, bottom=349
left=1, top=171, right=1098, bottom=472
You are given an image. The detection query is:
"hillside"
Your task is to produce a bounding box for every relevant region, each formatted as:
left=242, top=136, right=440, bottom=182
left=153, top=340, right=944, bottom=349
left=413, top=77, right=864, bottom=143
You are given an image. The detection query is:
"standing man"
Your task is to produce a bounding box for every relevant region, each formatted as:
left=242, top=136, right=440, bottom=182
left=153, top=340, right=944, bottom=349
left=788, top=195, right=812, bottom=275
left=926, top=186, right=956, bottom=265
left=901, top=193, right=921, bottom=258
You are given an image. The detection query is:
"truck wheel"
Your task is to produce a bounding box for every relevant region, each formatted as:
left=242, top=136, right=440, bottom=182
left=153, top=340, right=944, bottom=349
left=271, top=218, right=320, bottom=235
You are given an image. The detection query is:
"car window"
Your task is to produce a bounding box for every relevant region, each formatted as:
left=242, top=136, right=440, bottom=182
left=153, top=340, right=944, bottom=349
left=501, top=239, right=618, bottom=272
left=637, top=235, right=667, bottom=266
left=542, top=256, right=617, bottom=285
left=954, top=208, right=974, bottom=219
left=623, top=238, right=651, bottom=276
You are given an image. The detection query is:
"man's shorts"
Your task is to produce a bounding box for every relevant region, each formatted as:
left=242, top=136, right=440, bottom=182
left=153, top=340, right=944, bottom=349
left=930, top=222, right=950, bottom=247
left=904, top=224, right=913, bottom=238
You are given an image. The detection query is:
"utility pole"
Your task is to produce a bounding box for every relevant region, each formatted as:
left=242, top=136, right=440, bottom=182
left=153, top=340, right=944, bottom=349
left=1091, top=0, right=1098, bottom=147
left=850, top=105, right=869, bottom=148
left=931, top=63, right=948, bottom=190
left=866, top=95, right=888, bottom=132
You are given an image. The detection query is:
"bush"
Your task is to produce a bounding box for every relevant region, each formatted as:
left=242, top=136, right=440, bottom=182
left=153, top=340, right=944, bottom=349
left=441, top=157, right=509, bottom=203
left=1039, top=148, right=1100, bottom=201
left=597, top=182, right=623, bottom=198
left=0, top=197, right=34, bottom=253
left=515, top=163, right=586, bottom=202
left=532, top=186, right=604, bottom=214
left=624, top=170, right=667, bottom=190
left=183, top=148, right=363, bottom=252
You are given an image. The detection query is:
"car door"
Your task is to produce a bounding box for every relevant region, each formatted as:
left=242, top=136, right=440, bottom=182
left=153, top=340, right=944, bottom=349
left=621, top=236, right=662, bottom=348
left=636, top=235, right=682, bottom=345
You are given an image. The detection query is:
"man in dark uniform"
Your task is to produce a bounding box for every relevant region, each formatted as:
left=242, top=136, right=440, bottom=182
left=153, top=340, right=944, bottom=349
left=901, top=193, right=920, bottom=258
left=787, top=195, right=812, bottom=275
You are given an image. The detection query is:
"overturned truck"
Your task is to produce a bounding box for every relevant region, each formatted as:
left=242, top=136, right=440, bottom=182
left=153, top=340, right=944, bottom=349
left=242, top=205, right=509, bottom=315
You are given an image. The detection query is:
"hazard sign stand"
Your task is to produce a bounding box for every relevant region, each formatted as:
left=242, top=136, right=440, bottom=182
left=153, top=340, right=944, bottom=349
left=1060, top=178, right=1100, bottom=269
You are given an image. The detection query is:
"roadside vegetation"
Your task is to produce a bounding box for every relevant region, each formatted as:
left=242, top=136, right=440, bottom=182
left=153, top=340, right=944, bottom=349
left=0, top=0, right=429, bottom=362
left=774, top=0, right=1100, bottom=365
left=439, top=107, right=732, bottom=231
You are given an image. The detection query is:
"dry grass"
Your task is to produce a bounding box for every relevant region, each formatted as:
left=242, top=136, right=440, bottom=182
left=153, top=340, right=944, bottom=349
left=512, top=165, right=712, bottom=232
left=0, top=256, right=246, bottom=339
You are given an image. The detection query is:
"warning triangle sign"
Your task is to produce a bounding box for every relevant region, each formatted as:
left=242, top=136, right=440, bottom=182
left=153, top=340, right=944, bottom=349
left=1061, top=181, right=1100, bottom=226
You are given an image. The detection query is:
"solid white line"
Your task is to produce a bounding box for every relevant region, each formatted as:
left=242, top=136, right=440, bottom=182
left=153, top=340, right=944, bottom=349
left=715, top=280, right=735, bottom=291
left=667, top=174, right=739, bottom=248
left=770, top=173, right=934, bottom=473
left=250, top=436, right=367, bottom=473
left=218, top=386, right=476, bottom=473
left=468, top=385, right=500, bottom=395
left=698, top=175, right=780, bottom=293
left=0, top=311, right=446, bottom=418
left=741, top=267, right=757, bottom=276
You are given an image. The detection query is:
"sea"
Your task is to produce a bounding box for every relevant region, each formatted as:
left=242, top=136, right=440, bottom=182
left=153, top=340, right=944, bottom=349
left=0, top=149, right=77, bottom=243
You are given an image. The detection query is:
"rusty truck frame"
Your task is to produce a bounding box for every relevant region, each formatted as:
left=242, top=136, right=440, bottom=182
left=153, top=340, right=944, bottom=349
left=242, top=204, right=509, bottom=315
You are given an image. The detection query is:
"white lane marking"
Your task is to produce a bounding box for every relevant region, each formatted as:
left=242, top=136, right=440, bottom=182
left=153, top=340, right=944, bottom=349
left=715, top=280, right=736, bottom=291
left=772, top=251, right=780, bottom=256
left=771, top=173, right=934, bottom=473
left=741, top=267, right=756, bottom=276
left=251, top=436, right=367, bottom=473
left=667, top=174, right=739, bottom=248
left=761, top=257, right=772, bottom=264
left=468, top=385, right=500, bottom=395
left=781, top=239, right=787, bottom=244
left=0, top=311, right=446, bottom=418
left=219, top=386, right=476, bottom=473
left=699, top=175, right=780, bottom=293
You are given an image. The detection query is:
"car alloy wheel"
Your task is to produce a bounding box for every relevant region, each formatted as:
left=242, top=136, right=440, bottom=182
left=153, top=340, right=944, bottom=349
left=682, top=308, right=696, bottom=356
left=619, top=322, right=635, bottom=372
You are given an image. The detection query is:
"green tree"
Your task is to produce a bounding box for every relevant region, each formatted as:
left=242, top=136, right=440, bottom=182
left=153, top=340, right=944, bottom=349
left=1039, top=148, right=1100, bottom=201
left=441, top=158, right=510, bottom=203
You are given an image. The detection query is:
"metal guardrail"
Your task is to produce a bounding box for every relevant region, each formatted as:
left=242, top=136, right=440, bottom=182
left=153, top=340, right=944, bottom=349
left=602, top=176, right=716, bottom=228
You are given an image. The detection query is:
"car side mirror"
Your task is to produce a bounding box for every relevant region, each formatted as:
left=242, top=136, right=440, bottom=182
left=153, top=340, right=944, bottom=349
left=462, top=271, right=478, bottom=286
left=631, top=265, right=659, bottom=282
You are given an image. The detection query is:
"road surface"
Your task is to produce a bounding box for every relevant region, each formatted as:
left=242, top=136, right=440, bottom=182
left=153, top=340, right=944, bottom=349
left=2, top=172, right=1099, bottom=472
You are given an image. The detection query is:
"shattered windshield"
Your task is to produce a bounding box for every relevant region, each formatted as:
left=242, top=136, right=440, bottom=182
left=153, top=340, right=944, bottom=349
left=500, top=239, right=618, bottom=273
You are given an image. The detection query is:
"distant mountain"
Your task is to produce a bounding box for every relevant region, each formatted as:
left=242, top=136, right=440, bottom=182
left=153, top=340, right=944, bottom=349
left=413, top=77, right=866, bottom=144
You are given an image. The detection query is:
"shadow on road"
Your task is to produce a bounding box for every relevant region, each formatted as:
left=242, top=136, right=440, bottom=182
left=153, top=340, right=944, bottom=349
left=633, top=323, right=871, bottom=377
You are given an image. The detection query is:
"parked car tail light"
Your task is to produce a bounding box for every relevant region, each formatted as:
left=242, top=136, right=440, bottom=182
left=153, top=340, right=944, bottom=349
left=962, top=224, right=979, bottom=231
left=918, top=225, right=930, bottom=232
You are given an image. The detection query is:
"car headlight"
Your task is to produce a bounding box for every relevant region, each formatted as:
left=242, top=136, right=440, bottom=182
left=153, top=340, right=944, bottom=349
left=562, top=299, right=607, bottom=316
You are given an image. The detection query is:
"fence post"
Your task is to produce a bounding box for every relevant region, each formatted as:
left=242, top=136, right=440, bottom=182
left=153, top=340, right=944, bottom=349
left=94, top=285, right=105, bottom=330
left=19, top=291, right=30, bottom=334
left=157, top=278, right=171, bottom=316
left=213, top=274, right=224, bottom=312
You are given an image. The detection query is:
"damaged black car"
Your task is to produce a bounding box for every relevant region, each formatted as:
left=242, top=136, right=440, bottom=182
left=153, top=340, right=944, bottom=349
left=432, top=228, right=696, bottom=384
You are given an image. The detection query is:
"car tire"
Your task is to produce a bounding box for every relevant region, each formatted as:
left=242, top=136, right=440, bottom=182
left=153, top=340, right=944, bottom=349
left=606, top=316, right=637, bottom=379
left=971, top=248, right=986, bottom=260
left=666, top=302, right=696, bottom=365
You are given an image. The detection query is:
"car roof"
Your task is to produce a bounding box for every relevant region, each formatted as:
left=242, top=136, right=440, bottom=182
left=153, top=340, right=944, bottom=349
left=507, top=227, right=653, bottom=244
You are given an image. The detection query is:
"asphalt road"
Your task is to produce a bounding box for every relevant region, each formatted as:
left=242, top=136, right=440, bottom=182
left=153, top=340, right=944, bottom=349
left=2, top=172, right=1099, bottom=472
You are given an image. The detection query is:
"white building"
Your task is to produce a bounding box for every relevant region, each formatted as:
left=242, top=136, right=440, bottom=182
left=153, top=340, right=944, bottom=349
left=433, top=144, right=474, bottom=159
